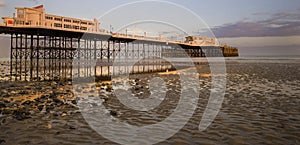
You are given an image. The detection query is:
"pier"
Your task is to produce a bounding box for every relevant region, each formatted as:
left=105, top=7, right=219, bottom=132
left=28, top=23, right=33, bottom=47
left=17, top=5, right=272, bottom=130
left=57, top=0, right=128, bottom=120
left=0, top=5, right=239, bottom=81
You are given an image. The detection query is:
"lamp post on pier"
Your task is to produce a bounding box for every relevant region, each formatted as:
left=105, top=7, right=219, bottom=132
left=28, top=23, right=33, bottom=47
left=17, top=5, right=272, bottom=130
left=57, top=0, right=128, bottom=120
left=110, top=25, right=114, bottom=33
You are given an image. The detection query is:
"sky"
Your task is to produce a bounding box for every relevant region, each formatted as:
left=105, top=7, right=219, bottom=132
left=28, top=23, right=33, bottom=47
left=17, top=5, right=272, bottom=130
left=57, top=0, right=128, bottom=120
left=0, top=0, right=300, bottom=57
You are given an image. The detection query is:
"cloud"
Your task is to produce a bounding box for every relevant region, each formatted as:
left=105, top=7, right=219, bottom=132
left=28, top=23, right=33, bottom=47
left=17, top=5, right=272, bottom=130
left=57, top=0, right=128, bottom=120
left=0, top=1, right=5, bottom=6
left=207, top=12, right=300, bottom=38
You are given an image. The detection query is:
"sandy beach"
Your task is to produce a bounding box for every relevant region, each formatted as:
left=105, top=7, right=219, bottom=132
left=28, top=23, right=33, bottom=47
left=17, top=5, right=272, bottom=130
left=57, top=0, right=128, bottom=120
left=0, top=58, right=299, bottom=144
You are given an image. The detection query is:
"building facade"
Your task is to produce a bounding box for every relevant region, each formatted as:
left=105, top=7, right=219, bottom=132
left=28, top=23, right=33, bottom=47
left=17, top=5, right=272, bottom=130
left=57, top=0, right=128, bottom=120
left=2, top=5, right=102, bottom=33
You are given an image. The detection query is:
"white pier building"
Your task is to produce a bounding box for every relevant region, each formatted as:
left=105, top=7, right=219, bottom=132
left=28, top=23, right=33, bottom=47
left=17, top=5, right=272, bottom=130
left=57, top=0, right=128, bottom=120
left=2, top=5, right=103, bottom=33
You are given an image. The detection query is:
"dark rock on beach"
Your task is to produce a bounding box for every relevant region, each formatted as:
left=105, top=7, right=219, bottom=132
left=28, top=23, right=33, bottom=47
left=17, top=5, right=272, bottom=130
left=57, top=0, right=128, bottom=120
left=109, top=110, right=118, bottom=117
left=13, top=109, right=31, bottom=121
left=0, top=139, right=6, bottom=144
left=37, top=105, right=44, bottom=111
left=0, top=103, right=6, bottom=108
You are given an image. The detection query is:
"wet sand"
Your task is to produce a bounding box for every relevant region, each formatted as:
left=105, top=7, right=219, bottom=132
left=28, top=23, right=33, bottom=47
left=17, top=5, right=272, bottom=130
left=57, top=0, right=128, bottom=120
left=0, top=59, right=300, bottom=144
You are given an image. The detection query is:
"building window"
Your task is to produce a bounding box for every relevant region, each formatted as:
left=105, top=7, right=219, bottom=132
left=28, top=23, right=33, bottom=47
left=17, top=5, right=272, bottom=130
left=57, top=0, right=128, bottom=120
left=81, top=21, right=87, bottom=25
left=73, top=20, right=79, bottom=23
left=54, top=23, right=62, bottom=27
left=45, top=16, right=53, bottom=20
left=80, top=27, right=87, bottom=30
left=73, top=25, right=79, bottom=29
left=54, top=17, right=62, bottom=21
left=18, top=9, right=24, bottom=14
left=15, top=20, right=24, bottom=25
left=17, top=9, right=24, bottom=18
left=64, top=19, right=71, bottom=22
left=88, top=22, right=94, bottom=25
left=64, top=24, right=72, bottom=29
left=18, top=14, right=24, bottom=18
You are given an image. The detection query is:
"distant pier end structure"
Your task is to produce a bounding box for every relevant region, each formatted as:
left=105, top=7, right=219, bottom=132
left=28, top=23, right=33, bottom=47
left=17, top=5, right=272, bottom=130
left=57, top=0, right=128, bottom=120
left=0, top=5, right=238, bottom=81
left=184, top=36, right=239, bottom=57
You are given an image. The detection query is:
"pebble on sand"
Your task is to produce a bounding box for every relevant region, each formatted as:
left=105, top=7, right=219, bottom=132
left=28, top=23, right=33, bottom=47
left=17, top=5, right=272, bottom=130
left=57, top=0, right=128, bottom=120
left=61, top=112, right=67, bottom=117
left=46, top=123, right=52, bottom=129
